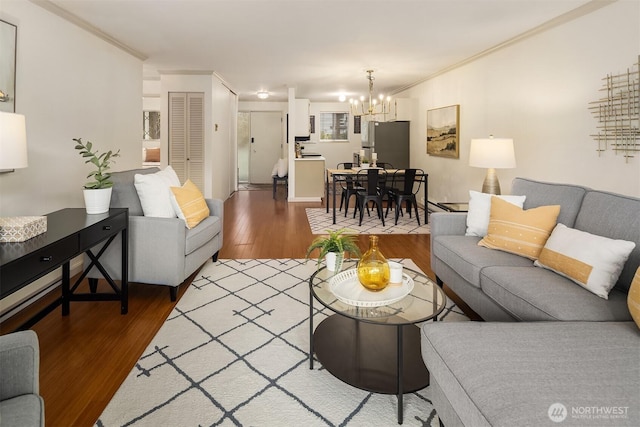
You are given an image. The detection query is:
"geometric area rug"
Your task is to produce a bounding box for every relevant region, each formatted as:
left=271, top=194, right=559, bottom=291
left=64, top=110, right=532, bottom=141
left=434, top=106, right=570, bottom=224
left=306, top=208, right=430, bottom=235
left=95, top=259, right=468, bottom=427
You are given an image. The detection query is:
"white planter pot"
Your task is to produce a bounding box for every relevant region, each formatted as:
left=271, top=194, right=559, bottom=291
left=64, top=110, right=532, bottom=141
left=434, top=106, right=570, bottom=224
left=83, top=187, right=112, bottom=214
left=325, top=251, right=344, bottom=272
left=361, top=163, right=370, bottom=169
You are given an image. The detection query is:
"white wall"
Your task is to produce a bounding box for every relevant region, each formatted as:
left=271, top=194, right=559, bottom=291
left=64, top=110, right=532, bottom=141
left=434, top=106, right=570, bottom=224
left=398, top=0, right=640, bottom=201
left=0, top=1, right=142, bottom=217
left=0, top=1, right=142, bottom=318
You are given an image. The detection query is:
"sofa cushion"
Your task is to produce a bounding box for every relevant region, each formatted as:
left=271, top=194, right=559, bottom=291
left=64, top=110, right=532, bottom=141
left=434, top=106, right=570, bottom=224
left=433, top=235, right=533, bottom=289
left=421, top=321, right=640, bottom=427
left=511, top=177, right=588, bottom=227
left=574, top=190, right=640, bottom=293
left=478, top=197, right=560, bottom=260
left=481, top=266, right=632, bottom=321
left=185, top=215, right=221, bottom=256
left=535, top=224, right=636, bottom=299
left=465, top=190, right=526, bottom=237
left=109, top=167, right=159, bottom=216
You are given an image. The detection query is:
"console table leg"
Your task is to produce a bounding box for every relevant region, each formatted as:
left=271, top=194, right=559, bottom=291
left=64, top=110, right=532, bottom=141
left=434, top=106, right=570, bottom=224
left=62, top=262, right=70, bottom=316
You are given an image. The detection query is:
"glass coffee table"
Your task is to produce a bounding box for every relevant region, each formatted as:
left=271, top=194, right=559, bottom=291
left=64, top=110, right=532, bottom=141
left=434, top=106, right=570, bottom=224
left=308, top=260, right=446, bottom=424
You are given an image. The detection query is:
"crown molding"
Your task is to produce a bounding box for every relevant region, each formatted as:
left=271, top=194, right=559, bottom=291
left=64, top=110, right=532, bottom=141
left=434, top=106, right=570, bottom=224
left=392, top=0, right=618, bottom=95
left=29, top=0, right=147, bottom=61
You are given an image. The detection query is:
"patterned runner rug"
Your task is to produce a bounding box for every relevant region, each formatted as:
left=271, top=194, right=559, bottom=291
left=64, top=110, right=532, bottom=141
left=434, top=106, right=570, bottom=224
left=96, top=259, right=467, bottom=426
left=306, top=208, right=430, bottom=235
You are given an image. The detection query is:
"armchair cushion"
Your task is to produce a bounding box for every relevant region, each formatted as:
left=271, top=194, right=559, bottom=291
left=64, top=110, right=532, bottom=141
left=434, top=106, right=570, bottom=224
left=0, top=330, right=44, bottom=427
left=110, top=167, right=159, bottom=216
left=134, top=166, right=181, bottom=218
left=170, top=179, right=210, bottom=228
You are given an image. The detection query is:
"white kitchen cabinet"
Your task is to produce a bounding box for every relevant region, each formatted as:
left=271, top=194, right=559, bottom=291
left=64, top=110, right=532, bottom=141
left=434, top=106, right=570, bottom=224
left=389, top=98, right=414, bottom=122
left=295, top=98, right=310, bottom=137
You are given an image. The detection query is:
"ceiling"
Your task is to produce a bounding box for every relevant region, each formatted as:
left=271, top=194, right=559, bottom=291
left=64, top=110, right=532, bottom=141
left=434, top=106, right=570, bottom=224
left=45, top=0, right=596, bottom=102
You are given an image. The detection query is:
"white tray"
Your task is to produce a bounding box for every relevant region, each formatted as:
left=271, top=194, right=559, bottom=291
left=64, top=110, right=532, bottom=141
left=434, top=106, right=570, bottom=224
left=329, top=268, right=414, bottom=307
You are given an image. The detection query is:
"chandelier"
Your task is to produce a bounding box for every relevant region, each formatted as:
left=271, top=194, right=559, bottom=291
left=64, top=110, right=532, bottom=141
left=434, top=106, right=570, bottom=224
left=349, top=69, right=392, bottom=120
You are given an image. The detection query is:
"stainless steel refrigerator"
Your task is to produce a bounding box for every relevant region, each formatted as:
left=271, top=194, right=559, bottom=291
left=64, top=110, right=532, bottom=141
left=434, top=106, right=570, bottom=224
left=361, top=121, right=410, bottom=169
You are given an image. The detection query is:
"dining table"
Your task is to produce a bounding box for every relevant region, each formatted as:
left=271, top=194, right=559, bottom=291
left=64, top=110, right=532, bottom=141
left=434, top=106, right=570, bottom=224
left=325, top=167, right=429, bottom=225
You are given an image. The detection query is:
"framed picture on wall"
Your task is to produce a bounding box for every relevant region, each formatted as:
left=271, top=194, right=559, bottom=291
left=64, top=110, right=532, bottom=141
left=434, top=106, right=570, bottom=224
left=0, top=19, right=17, bottom=113
left=427, top=104, right=460, bottom=158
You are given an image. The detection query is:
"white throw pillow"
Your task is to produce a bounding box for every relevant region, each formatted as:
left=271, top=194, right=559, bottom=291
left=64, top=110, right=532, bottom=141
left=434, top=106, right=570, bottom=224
left=277, top=158, right=288, bottom=178
left=534, top=224, right=636, bottom=299
left=465, top=190, right=526, bottom=237
left=271, top=162, right=279, bottom=177
left=134, top=166, right=181, bottom=218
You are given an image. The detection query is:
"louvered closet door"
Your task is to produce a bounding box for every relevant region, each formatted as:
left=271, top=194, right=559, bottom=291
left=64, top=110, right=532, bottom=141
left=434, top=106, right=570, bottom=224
left=169, top=92, right=205, bottom=191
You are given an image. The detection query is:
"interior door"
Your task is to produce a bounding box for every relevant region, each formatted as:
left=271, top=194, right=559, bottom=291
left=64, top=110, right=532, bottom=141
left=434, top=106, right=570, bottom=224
left=249, top=111, right=282, bottom=184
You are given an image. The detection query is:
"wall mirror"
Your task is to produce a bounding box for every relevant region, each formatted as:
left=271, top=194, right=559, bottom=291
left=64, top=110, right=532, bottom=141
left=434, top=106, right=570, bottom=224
left=143, top=110, right=161, bottom=140
left=0, top=19, right=17, bottom=113
left=142, top=110, right=161, bottom=164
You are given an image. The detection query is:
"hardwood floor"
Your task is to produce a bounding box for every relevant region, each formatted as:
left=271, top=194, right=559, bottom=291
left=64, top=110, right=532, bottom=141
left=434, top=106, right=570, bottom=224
left=0, top=188, right=469, bottom=427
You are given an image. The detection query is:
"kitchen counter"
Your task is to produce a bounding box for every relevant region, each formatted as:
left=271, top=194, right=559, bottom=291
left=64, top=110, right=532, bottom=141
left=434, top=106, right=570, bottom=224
left=293, top=157, right=325, bottom=201
left=294, top=156, right=326, bottom=161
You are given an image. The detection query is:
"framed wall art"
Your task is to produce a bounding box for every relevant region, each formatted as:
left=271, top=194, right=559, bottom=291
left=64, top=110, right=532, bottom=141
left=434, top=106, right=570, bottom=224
left=427, top=104, right=460, bottom=158
left=0, top=19, right=17, bottom=113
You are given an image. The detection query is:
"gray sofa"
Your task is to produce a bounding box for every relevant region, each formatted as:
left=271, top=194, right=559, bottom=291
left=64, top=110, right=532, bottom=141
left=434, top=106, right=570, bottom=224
left=0, top=330, right=44, bottom=427
left=86, top=168, right=224, bottom=300
left=421, top=178, right=640, bottom=426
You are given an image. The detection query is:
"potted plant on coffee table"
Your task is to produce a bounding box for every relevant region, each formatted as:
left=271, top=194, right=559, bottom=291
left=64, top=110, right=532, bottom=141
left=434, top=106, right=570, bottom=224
left=305, top=228, right=361, bottom=272
left=73, top=138, right=120, bottom=214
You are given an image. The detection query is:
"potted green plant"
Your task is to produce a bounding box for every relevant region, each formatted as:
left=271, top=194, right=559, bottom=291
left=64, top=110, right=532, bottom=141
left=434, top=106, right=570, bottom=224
left=73, top=138, right=120, bottom=214
left=360, top=158, right=370, bottom=168
left=305, top=228, right=361, bottom=272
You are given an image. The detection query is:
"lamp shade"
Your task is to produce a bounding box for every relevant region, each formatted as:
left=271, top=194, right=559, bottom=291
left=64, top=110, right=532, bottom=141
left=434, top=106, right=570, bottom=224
left=0, top=112, right=28, bottom=169
left=469, top=137, right=516, bottom=169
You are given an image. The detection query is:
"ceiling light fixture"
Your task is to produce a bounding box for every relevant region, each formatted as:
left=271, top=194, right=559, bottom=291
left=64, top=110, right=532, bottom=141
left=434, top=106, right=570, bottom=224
left=257, top=91, right=269, bottom=100
left=349, top=69, right=391, bottom=121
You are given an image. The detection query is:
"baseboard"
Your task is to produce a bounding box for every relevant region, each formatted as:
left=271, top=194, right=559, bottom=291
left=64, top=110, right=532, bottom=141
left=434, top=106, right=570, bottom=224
left=0, top=256, right=84, bottom=323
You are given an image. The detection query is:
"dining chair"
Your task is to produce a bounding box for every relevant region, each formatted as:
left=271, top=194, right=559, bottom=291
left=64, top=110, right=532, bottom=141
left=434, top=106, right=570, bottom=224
left=385, top=168, right=425, bottom=226
left=353, top=168, right=385, bottom=226
left=337, top=162, right=360, bottom=216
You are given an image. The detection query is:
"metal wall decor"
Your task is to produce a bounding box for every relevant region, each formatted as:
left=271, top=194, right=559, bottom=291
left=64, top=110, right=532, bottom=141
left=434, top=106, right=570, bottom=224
left=589, top=57, right=639, bottom=162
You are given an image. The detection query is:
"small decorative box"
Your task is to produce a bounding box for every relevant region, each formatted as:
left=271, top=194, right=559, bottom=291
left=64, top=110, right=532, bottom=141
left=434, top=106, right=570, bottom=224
left=0, top=216, right=47, bottom=243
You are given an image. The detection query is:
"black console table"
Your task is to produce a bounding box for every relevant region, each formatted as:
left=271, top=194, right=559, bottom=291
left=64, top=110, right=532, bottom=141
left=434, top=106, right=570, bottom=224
left=0, top=208, right=128, bottom=330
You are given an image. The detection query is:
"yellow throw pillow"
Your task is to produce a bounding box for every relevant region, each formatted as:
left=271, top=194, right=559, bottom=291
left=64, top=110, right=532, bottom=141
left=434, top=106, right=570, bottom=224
left=170, top=180, right=210, bottom=229
left=478, top=197, right=560, bottom=260
left=629, top=267, right=640, bottom=329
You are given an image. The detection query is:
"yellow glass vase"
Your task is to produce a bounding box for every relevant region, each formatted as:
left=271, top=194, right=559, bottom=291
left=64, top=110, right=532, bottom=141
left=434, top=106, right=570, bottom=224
left=357, top=235, right=390, bottom=291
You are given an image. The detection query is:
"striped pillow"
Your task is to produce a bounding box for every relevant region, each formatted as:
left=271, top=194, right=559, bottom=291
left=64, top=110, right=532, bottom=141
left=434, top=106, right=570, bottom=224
left=170, top=179, right=210, bottom=229
left=535, top=224, right=635, bottom=299
left=629, top=267, right=640, bottom=329
left=478, top=196, right=560, bottom=260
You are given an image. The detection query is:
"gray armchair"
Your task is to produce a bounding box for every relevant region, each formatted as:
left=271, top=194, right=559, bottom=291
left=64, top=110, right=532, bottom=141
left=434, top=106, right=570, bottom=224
left=86, top=168, right=224, bottom=301
left=0, top=330, right=44, bottom=427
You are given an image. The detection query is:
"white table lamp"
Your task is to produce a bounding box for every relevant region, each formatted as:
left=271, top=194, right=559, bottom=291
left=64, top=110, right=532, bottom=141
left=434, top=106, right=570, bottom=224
left=0, top=112, right=28, bottom=173
left=469, top=136, right=516, bottom=195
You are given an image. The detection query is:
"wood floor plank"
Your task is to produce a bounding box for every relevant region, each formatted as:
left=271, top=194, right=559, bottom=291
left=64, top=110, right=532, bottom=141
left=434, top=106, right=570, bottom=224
left=0, top=188, right=472, bottom=427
